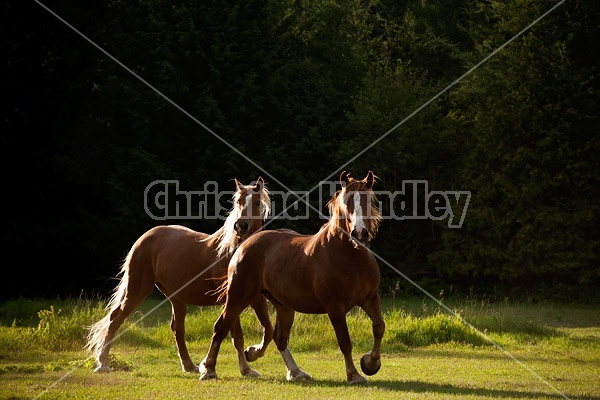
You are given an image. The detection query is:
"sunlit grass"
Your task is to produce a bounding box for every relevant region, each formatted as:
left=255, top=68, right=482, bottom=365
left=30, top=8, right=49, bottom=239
left=0, top=295, right=598, bottom=399
left=0, top=294, right=579, bottom=354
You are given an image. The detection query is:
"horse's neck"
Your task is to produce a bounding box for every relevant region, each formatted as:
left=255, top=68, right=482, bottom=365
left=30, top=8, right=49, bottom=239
left=325, top=217, right=349, bottom=240
left=209, top=225, right=240, bottom=257
left=304, top=221, right=347, bottom=254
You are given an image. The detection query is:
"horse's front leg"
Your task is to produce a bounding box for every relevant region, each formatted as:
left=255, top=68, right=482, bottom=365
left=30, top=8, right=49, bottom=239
left=273, top=306, right=311, bottom=381
left=359, top=293, right=385, bottom=376
left=327, top=308, right=366, bottom=384
left=169, top=300, right=198, bottom=373
left=244, top=294, right=273, bottom=362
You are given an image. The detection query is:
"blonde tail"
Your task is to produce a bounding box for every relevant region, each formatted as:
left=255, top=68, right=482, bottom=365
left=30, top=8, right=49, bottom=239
left=85, top=254, right=130, bottom=356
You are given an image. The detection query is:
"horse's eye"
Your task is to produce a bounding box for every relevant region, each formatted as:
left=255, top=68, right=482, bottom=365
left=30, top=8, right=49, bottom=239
left=255, top=201, right=261, bottom=207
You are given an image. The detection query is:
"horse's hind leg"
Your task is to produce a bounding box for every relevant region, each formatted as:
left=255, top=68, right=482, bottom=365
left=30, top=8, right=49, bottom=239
left=200, top=257, right=260, bottom=380
left=244, top=294, right=273, bottom=362
left=359, top=293, right=385, bottom=376
left=273, top=305, right=311, bottom=381
left=230, top=317, right=260, bottom=377
left=95, top=284, right=152, bottom=372
left=327, top=307, right=366, bottom=384
left=93, top=307, right=127, bottom=372
left=169, top=300, right=197, bottom=372
left=199, top=302, right=248, bottom=380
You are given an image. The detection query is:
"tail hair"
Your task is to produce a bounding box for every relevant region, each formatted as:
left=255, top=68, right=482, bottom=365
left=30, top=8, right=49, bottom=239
left=205, top=273, right=229, bottom=304
left=84, top=252, right=131, bottom=355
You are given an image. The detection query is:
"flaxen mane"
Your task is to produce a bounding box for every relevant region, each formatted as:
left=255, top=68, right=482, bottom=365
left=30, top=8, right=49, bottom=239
left=203, top=182, right=271, bottom=257
left=303, top=176, right=381, bottom=255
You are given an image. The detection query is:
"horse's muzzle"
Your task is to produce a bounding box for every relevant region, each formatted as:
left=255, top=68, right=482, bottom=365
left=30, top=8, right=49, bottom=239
left=234, top=220, right=250, bottom=238
left=351, top=228, right=371, bottom=248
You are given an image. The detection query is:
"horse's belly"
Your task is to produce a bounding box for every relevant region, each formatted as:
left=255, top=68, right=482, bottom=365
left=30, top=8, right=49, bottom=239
left=264, top=288, right=327, bottom=314
left=286, top=297, right=326, bottom=314
left=155, top=276, right=222, bottom=306
left=293, top=303, right=327, bottom=314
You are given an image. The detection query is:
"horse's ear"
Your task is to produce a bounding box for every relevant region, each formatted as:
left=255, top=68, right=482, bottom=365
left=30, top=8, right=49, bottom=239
left=234, top=178, right=243, bottom=191
left=340, top=171, right=351, bottom=187
left=364, top=171, right=375, bottom=189
left=254, top=176, right=264, bottom=192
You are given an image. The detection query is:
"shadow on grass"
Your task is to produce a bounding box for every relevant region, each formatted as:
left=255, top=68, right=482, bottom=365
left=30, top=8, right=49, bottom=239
left=290, top=378, right=594, bottom=400
left=384, top=348, right=565, bottom=363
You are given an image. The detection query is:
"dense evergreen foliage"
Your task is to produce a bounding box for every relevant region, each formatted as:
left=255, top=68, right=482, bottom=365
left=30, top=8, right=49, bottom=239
left=3, top=0, right=598, bottom=301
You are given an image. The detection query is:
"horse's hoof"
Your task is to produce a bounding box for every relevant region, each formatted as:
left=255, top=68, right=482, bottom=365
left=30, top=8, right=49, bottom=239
left=348, top=373, right=368, bottom=385
left=360, top=354, right=381, bottom=376
left=93, top=365, right=110, bottom=373
left=183, top=364, right=200, bottom=373
left=199, top=361, right=217, bottom=380
left=199, top=370, right=218, bottom=380
left=242, top=368, right=261, bottom=378
left=286, top=369, right=312, bottom=381
left=244, top=346, right=260, bottom=362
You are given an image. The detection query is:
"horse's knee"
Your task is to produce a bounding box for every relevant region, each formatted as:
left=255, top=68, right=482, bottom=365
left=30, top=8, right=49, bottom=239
left=273, top=335, right=288, bottom=351
left=273, top=326, right=291, bottom=351
left=337, top=338, right=352, bottom=354
left=373, top=319, right=385, bottom=338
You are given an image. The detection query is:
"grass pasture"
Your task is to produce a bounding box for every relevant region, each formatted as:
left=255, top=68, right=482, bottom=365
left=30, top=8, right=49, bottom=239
left=0, top=295, right=598, bottom=399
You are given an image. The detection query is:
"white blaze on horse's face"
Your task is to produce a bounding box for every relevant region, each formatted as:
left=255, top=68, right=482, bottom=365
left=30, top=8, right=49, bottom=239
left=235, top=190, right=264, bottom=238
left=244, top=193, right=253, bottom=212
left=352, top=193, right=366, bottom=233
left=234, top=193, right=254, bottom=238
left=347, top=191, right=368, bottom=246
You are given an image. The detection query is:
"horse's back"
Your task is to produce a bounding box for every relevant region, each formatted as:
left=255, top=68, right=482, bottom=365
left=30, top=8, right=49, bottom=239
left=126, top=225, right=226, bottom=304
left=235, top=229, right=306, bottom=260
left=139, top=224, right=207, bottom=241
left=130, top=225, right=204, bottom=260
left=232, top=229, right=309, bottom=276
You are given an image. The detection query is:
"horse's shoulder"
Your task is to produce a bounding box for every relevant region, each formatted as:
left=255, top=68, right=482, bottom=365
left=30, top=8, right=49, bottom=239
left=243, top=228, right=300, bottom=247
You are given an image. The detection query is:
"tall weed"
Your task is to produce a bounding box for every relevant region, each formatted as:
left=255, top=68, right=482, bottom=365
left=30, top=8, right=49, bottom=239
left=385, top=309, right=487, bottom=348
left=0, top=296, right=563, bottom=354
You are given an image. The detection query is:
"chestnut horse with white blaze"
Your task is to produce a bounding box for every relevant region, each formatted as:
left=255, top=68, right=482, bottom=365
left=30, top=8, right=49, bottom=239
left=200, top=171, right=385, bottom=384
left=86, top=177, right=273, bottom=376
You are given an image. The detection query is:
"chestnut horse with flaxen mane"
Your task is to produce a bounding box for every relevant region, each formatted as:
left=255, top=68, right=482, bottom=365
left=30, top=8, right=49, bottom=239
left=86, top=177, right=273, bottom=377
left=200, top=171, right=385, bottom=384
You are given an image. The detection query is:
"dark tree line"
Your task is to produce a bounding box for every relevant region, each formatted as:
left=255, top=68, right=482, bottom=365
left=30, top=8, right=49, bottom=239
left=2, top=0, right=598, bottom=301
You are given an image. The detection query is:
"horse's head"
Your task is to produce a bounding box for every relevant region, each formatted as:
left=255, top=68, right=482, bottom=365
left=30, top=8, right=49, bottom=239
left=335, top=170, right=381, bottom=248
left=232, top=176, right=270, bottom=240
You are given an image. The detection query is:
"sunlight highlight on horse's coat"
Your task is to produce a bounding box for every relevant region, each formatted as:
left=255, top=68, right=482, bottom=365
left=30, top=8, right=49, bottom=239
left=199, top=171, right=385, bottom=384
left=85, top=177, right=273, bottom=375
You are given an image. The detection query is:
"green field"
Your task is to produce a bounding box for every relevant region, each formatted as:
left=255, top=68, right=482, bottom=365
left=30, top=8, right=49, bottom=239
left=0, top=295, right=598, bottom=399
